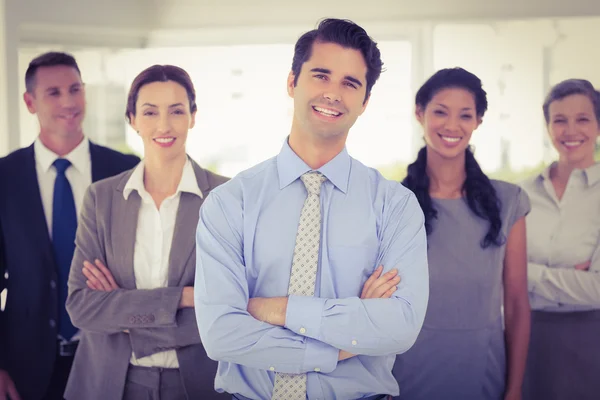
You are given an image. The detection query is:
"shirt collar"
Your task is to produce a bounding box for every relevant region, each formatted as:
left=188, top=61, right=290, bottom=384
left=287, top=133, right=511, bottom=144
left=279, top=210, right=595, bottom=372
left=539, top=164, right=552, bottom=181
left=276, top=137, right=350, bottom=193
left=539, top=161, right=600, bottom=187
left=123, top=158, right=203, bottom=200
left=584, top=162, right=600, bottom=186
left=34, top=136, right=90, bottom=174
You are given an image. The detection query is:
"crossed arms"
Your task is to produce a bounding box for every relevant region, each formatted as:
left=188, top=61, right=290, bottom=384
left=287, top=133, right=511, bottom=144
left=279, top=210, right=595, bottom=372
left=194, top=189, right=429, bottom=374
left=65, top=185, right=200, bottom=358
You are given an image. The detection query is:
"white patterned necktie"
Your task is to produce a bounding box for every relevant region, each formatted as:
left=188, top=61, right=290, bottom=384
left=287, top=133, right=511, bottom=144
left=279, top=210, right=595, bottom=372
left=271, top=171, right=327, bottom=400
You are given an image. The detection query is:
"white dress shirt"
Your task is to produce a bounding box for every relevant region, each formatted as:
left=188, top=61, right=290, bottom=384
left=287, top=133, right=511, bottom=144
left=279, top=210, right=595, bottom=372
left=34, top=137, right=92, bottom=342
left=123, top=158, right=202, bottom=368
left=34, top=137, right=92, bottom=238
left=521, top=162, right=600, bottom=311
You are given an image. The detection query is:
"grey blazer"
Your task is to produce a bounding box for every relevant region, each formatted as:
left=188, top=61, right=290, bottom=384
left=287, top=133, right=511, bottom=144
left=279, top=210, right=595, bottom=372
left=65, top=159, right=229, bottom=400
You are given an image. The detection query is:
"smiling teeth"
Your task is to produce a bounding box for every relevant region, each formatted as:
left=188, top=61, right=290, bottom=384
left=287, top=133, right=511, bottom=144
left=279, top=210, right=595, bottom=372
left=155, top=138, right=174, bottom=143
left=314, top=106, right=341, bottom=116
left=441, top=136, right=460, bottom=143
left=563, top=141, right=583, bottom=147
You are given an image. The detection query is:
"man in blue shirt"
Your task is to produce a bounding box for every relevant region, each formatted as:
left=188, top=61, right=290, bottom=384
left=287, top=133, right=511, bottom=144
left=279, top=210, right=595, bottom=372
left=195, top=18, right=429, bottom=400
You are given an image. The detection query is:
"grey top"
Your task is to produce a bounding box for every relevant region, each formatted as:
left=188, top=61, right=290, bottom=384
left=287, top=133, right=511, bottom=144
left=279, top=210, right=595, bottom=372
left=393, top=180, right=530, bottom=400
left=520, top=162, right=600, bottom=311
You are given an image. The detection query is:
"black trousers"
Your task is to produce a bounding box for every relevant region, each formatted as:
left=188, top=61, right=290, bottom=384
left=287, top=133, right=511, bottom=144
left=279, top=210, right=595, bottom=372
left=42, top=353, right=74, bottom=400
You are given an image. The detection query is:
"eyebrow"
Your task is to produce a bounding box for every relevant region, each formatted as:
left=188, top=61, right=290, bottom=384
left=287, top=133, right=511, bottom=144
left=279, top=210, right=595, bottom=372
left=434, top=103, right=474, bottom=111
left=310, top=67, right=363, bottom=87
left=553, top=112, right=592, bottom=118
left=44, top=83, right=81, bottom=93
left=141, top=102, right=185, bottom=108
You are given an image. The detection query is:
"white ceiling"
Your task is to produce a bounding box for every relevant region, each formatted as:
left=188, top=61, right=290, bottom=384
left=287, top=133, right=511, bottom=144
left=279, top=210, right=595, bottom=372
left=9, top=0, right=600, bottom=32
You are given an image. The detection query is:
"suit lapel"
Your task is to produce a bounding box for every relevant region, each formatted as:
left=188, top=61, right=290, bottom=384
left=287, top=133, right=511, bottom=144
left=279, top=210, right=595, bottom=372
left=110, top=171, right=139, bottom=289
left=18, top=145, right=55, bottom=268
left=89, top=141, right=104, bottom=182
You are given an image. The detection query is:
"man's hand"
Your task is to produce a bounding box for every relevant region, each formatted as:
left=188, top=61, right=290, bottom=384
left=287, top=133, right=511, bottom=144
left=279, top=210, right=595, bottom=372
left=341, top=266, right=401, bottom=361
left=338, top=350, right=355, bottom=361
left=247, top=297, right=288, bottom=326
left=574, top=261, right=591, bottom=271
left=0, top=369, right=21, bottom=400
left=83, top=259, right=119, bottom=291
left=361, top=266, right=400, bottom=299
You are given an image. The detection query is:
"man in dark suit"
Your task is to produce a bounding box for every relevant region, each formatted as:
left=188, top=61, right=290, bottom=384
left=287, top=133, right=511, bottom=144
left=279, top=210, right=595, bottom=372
left=0, top=51, right=140, bottom=400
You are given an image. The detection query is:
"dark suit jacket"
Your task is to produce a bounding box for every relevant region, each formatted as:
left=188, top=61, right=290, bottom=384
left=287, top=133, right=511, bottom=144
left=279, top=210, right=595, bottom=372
left=64, top=159, right=229, bottom=400
left=0, top=141, right=140, bottom=400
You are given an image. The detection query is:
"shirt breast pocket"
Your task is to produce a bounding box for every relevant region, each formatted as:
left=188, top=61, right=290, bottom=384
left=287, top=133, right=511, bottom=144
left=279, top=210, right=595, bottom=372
left=327, top=244, right=380, bottom=298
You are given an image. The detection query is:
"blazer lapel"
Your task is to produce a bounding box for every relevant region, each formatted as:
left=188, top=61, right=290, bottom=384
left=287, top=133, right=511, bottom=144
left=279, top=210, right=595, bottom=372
left=167, top=160, right=209, bottom=286
left=110, top=171, right=139, bottom=289
left=167, top=192, right=202, bottom=286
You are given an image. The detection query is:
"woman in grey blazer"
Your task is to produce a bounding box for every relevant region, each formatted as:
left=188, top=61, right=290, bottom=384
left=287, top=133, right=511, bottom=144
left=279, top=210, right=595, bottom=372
left=65, top=65, right=229, bottom=400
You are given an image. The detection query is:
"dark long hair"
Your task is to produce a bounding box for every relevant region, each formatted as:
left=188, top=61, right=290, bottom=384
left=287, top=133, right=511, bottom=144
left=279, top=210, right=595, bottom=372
left=403, top=68, right=504, bottom=248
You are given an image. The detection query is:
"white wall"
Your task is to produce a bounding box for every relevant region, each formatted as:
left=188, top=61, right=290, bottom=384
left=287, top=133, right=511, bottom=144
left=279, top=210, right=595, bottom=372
left=1, top=0, right=19, bottom=154
left=4, top=0, right=600, bottom=155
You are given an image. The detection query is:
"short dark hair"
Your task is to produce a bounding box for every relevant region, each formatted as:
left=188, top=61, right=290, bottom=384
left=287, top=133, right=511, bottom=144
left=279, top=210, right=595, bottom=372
left=415, top=67, right=488, bottom=118
left=291, top=18, right=383, bottom=103
left=25, top=51, right=81, bottom=93
left=126, top=65, right=197, bottom=123
left=542, top=79, right=600, bottom=123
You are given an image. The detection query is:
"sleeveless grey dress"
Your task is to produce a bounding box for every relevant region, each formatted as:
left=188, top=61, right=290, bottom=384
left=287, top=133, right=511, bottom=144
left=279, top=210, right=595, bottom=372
left=392, top=180, right=530, bottom=400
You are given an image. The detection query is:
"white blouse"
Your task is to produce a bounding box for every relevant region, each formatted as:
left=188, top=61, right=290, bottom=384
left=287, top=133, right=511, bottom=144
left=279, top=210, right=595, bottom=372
left=521, top=162, right=600, bottom=312
left=123, top=159, right=202, bottom=367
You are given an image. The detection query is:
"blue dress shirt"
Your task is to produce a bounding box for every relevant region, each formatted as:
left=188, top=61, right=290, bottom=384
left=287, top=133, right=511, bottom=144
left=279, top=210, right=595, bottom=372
left=195, top=140, right=429, bottom=399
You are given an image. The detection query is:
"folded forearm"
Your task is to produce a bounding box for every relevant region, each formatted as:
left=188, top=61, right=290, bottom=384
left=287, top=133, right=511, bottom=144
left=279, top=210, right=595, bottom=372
left=128, top=308, right=201, bottom=358
left=66, top=286, right=183, bottom=333
left=285, top=296, right=423, bottom=356
left=198, top=306, right=339, bottom=374
left=529, top=262, right=600, bottom=306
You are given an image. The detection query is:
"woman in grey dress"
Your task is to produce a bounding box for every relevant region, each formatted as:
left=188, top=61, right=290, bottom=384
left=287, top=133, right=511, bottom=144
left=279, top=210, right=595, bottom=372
left=393, top=68, right=531, bottom=400
left=521, top=79, right=600, bottom=400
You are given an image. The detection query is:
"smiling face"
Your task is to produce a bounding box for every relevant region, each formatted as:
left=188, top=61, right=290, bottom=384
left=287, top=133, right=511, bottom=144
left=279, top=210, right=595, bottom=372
left=547, top=93, right=599, bottom=169
left=129, top=80, right=196, bottom=163
left=417, top=87, right=481, bottom=160
left=287, top=41, right=369, bottom=145
left=23, top=65, right=86, bottom=140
